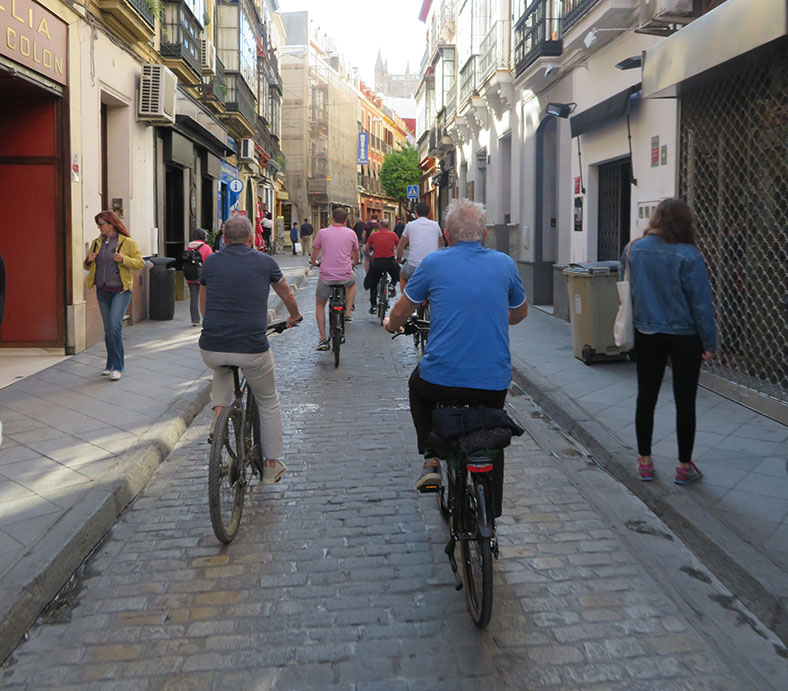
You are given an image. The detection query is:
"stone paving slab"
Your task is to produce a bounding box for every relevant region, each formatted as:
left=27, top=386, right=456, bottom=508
left=2, top=272, right=785, bottom=688
left=509, top=307, right=788, bottom=644
left=0, top=255, right=310, bottom=663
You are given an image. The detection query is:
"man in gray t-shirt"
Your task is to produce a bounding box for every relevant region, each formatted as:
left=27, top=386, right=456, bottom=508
left=199, top=216, right=301, bottom=485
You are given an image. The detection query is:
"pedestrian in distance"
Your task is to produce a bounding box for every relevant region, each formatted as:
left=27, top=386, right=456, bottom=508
left=290, top=222, right=299, bottom=255
left=213, top=223, right=227, bottom=252
left=183, top=228, right=213, bottom=327
left=622, top=198, right=717, bottom=485
left=262, top=211, right=274, bottom=253
left=299, top=217, right=314, bottom=257
left=84, top=211, right=145, bottom=381
left=393, top=216, right=406, bottom=239
left=199, top=215, right=301, bottom=484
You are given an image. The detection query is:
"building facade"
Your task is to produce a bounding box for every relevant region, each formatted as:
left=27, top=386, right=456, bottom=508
left=413, top=0, right=787, bottom=420
left=280, top=12, right=359, bottom=230
left=374, top=51, right=420, bottom=99
left=0, top=0, right=285, bottom=355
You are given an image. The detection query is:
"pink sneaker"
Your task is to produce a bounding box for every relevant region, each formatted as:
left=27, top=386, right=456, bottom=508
left=638, top=459, right=655, bottom=481
left=674, top=461, right=702, bottom=485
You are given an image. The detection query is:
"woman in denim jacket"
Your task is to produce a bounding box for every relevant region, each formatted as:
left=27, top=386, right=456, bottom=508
left=621, top=198, right=716, bottom=485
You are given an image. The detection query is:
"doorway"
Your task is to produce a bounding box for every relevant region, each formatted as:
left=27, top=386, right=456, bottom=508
left=165, top=165, right=185, bottom=264
left=597, top=158, right=631, bottom=260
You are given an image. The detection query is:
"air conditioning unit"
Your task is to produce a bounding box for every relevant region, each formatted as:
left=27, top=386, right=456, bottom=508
left=201, top=39, right=216, bottom=76
left=640, top=0, right=695, bottom=27
left=138, top=64, right=177, bottom=125
left=240, top=138, right=255, bottom=161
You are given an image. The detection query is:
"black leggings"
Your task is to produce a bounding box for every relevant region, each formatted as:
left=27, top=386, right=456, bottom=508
left=635, top=331, right=703, bottom=463
left=408, top=366, right=507, bottom=456
left=364, top=258, right=400, bottom=306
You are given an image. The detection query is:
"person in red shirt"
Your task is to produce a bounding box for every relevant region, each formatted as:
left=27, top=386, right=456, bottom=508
left=363, top=219, right=401, bottom=314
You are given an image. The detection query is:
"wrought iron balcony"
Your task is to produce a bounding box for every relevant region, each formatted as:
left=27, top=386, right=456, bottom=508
left=224, top=72, right=257, bottom=131
left=307, top=177, right=328, bottom=197
left=160, top=0, right=202, bottom=78
left=562, top=0, right=600, bottom=32
left=514, top=0, right=563, bottom=77
left=478, top=20, right=512, bottom=83
left=201, top=56, right=226, bottom=107
left=459, top=56, right=477, bottom=105
left=95, top=0, right=155, bottom=43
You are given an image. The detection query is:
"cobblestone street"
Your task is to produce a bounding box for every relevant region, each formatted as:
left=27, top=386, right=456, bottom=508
left=2, top=271, right=785, bottom=689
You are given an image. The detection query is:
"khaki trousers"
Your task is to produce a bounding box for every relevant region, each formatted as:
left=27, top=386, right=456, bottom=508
left=200, top=348, right=283, bottom=459
left=300, top=234, right=313, bottom=256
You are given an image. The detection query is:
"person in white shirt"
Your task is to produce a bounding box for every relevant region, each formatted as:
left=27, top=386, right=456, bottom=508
left=396, top=203, right=445, bottom=292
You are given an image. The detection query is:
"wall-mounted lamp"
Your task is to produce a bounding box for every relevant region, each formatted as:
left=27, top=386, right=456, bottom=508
left=584, top=27, right=631, bottom=49
left=545, top=102, right=576, bottom=119
left=615, top=55, right=642, bottom=70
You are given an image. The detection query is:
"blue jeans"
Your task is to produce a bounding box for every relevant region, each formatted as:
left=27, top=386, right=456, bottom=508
left=96, top=289, right=132, bottom=371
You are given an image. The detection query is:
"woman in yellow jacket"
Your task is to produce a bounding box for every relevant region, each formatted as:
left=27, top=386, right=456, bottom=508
left=84, top=211, right=144, bottom=380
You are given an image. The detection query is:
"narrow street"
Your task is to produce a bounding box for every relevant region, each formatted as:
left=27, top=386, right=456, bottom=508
left=2, top=270, right=785, bottom=689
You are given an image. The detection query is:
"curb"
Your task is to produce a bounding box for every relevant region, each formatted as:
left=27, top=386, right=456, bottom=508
left=0, top=378, right=212, bottom=664
left=511, top=353, right=788, bottom=646
left=0, top=263, right=314, bottom=663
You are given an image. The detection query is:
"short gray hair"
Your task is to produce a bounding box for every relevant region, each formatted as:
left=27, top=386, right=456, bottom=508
left=224, top=216, right=252, bottom=244
left=379, top=218, right=390, bottom=229
left=445, top=198, right=485, bottom=242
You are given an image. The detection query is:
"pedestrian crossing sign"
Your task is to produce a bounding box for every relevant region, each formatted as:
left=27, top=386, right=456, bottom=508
left=407, top=185, right=419, bottom=199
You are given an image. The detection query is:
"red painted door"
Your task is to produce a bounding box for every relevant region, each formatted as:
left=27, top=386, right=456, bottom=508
left=0, top=96, right=62, bottom=345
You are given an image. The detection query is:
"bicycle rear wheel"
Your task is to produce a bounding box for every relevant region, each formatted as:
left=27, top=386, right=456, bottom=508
left=208, top=404, right=246, bottom=543
left=330, top=309, right=341, bottom=368
left=436, top=458, right=450, bottom=519
left=460, top=473, right=493, bottom=628
left=377, top=277, right=387, bottom=324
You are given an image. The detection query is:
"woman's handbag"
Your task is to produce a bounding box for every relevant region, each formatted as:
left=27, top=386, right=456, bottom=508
left=614, top=243, right=635, bottom=350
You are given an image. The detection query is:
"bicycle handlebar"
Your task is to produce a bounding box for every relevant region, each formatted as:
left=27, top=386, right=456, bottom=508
left=390, top=316, right=422, bottom=339
left=267, top=315, right=302, bottom=334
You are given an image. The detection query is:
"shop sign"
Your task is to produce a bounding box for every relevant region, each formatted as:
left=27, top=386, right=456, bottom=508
left=0, top=0, right=68, bottom=85
left=650, top=135, right=660, bottom=168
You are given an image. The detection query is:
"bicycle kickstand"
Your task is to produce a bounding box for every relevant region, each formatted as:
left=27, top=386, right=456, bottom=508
left=444, top=539, right=463, bottom=591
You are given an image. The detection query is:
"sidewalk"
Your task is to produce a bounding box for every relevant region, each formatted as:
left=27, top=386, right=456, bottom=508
left=0, top=254, right=310, bottom=661
left=509, top=307, right=788, bottom=643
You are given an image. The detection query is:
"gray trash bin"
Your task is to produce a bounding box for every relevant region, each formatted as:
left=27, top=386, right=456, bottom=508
left=149, top=257, right=176, bottom=320
left=563, top=261, right=629, bottom=365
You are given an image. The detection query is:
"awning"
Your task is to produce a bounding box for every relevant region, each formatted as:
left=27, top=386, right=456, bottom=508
left=643, top=0, right=788, bottom=98
left=570, top=84, right=640, bottom=138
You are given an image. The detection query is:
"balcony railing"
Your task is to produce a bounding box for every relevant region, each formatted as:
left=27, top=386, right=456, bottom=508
left=459, top=56, right=477, bottom=105
left=201, top=55, right=226, bottom=105
left=514, top=0, right=563, bottom=76
left=225, top=72, right=256, bottom=128
left=562, top=0, right=600, bottom=32
left=446, top=81, right=457, bottom=118
left=160, top=0, right=202, bottom=76
left=128, top=0, right=155, bottom=26
left=478, top=20, right=512, bottom=83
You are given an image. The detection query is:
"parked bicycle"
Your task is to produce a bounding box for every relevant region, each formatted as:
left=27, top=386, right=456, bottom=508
left=208, top=319, right=298, bottom=543
left=392, top=318, right=521, bottom=627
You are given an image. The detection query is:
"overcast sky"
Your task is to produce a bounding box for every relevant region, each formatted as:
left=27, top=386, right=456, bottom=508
left=278, top=0, right=427, bottom=86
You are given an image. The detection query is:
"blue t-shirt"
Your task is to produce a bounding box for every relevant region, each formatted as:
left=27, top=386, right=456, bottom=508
left=404, top=242, right=526, bottom=390
left=199, top=244, right=283, bottom=353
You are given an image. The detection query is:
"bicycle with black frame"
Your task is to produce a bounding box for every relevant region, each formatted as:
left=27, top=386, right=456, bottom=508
left=392, top=318, right=523, bottom=628
left=413, top=298, right=430, bottom=354
left=327, top=282, right=347, bottom=368
left=207, top=319, right=299, bottom=543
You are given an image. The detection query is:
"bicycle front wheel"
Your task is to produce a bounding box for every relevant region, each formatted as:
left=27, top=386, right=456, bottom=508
left=460, top=473, right=493, bottom=628
left=208, top=404, right=246, bottom=543
left=419, top=302, right=430, bottom=355
left=377, top=279, right=387, bottom=324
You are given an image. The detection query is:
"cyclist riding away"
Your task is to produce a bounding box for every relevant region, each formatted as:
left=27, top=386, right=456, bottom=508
left=384, top=198, right=528, bottom=490
left=310, top=207, right=359, bottom=351
left=364, top=218, right=400, bottom=314
left=396, top=202, right=444, bottom=293
left=199, top=216, right=302, bottom=484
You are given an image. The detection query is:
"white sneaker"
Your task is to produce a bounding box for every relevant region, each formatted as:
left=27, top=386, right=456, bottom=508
left=109, top=370, right=122, bottom=381
left=262, top=460, right=287, bottom=485
left=101, top=369, right=112, bottom=376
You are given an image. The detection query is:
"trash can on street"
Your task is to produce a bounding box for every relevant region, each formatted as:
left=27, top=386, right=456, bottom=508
left=149, top=257, right=176, bottom=320
left=563, top=261, right=629, bottom=365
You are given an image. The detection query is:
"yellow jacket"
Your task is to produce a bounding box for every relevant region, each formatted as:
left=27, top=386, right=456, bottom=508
left=84, top=235, right=145, bottom=291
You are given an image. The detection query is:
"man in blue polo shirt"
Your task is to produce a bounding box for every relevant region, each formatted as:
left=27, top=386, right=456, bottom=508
left=384, top=198, right=528, bottom=490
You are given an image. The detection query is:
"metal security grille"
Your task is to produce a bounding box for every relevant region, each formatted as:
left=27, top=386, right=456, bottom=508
left=679, top=44, right=788, bottom=406
left=597, top=158, right=630, bottom=261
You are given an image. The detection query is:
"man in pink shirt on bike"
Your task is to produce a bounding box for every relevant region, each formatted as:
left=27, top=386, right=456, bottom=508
left=309, top=208, right=360, bottom=351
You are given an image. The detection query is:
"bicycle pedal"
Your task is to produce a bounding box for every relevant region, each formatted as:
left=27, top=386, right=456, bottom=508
left=417, top=483, right=440, bottom=494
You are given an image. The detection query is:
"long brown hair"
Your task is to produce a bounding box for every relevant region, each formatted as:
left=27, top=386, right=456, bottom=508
left=645, top=198, right=698, bottom=245
left=94, top=210, right=131, bottom=238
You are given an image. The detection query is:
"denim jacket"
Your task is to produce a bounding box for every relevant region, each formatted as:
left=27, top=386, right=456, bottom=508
left=620, top=234, right=717, bottom=352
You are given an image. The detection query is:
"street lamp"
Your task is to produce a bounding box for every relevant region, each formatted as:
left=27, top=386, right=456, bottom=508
left=545, top=102, right=576, bottom=119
